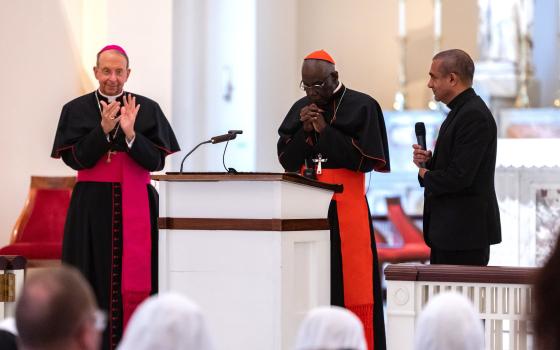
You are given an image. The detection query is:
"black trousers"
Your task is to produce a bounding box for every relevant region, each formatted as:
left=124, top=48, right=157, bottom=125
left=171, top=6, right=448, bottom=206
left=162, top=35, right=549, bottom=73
left=430, top=246, right=490, bottom=266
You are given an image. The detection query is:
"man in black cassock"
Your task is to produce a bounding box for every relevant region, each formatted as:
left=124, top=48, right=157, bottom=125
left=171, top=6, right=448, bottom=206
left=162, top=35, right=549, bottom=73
left=51, top=44, right=179, bottom=350
left=413, top=49, right=501, bottom=266
left=277, top=50, right=389, bottom=350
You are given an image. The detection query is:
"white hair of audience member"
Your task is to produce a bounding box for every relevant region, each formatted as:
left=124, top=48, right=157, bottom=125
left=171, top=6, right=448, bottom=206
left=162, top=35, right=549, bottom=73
left=414, top=292, right=484, bottom=350
left=0, top=317, right=17, bottom=335
left=117, top=292, right=215, bottom=350
left=294, top=306, right=367, bottom=350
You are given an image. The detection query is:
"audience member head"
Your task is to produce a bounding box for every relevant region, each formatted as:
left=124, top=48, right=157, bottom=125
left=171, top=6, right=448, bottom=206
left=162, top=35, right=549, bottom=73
left=534, top=235, right=560, bottom=350
left=413, top=292, right=484, bottom=350
left=117, top=292, right=215, bottom=350
left=428, top=49, right=475, bottom=104
left=294, top=306, right=367, bottom=350
left=15, top=265, right=103, bottom=350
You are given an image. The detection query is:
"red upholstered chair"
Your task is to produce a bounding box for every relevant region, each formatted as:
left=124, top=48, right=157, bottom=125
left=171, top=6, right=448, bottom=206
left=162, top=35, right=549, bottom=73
left=0, top=176, right=75, bottom=267
left=375, top=197, right=430, bottom=264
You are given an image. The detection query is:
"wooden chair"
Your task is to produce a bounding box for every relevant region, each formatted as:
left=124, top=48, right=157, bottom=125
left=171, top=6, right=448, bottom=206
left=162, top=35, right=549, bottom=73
left=0, top=176, right=75, bottom=267
left=0, top=255, right=27, bottom=319
left=375, top=197, right=430, bottom=264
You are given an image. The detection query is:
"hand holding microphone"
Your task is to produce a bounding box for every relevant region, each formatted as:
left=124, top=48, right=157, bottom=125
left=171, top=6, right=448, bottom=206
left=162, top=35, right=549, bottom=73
left=413, top=122, right=432, bottom=168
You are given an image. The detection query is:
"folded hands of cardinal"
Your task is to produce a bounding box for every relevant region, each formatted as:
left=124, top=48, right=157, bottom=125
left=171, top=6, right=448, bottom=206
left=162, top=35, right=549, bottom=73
left=300, top=104, right=327, bottom=133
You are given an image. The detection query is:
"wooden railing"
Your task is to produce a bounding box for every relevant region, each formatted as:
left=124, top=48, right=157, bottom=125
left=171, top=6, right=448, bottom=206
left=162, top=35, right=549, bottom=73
left=0, top=255, right=26, bottom=319
left=385, top=264, right=537, bottom=350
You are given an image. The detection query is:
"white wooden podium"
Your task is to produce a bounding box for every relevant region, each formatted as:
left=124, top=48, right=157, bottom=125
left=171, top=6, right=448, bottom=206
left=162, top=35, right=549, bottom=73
left=153, top=173, right=341, bottom=350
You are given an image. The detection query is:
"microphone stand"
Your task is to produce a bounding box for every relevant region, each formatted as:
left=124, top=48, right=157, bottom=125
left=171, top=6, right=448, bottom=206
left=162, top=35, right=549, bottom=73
left=179, top=140, right=212, bottom=173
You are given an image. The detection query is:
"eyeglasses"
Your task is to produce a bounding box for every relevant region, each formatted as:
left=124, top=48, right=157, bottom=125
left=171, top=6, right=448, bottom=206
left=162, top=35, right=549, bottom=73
left=299, top=73, right=332, bottom=91
left=92, top=310, right=107, bottom=331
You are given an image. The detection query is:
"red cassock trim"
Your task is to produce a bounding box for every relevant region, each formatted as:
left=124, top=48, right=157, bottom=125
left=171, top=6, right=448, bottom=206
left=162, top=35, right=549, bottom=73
left=153, top=143, right=177, bottom=155
left=315, top=168, right=376, bottom=350
left=351, top=139, right=388, bottom=172
left=77, top=152, right=151, bottom=330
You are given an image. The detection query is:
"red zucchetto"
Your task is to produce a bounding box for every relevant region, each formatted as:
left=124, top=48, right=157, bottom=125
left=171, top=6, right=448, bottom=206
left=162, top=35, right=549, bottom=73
left=304, top=50, right=335, bottom=64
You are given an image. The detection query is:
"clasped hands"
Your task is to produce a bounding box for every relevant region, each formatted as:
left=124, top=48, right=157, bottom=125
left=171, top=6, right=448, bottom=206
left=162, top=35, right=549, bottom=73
left=300, top=104, right=327, bottom=133
left=100, top=94, right=140, bottom=141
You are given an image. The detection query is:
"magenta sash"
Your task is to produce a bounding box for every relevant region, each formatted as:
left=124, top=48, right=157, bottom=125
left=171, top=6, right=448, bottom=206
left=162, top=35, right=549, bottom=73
left=77, top=152, right=151, bottom=329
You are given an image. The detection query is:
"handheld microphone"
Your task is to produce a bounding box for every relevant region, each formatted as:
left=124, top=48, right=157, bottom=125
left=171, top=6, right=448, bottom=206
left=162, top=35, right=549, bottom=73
left=415, top=122, right=427, bottom=168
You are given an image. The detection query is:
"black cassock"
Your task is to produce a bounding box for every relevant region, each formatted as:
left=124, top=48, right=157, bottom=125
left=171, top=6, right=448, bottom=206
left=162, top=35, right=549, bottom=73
left=51, top=91, right=179, bottom=350
left=278, top=85, right=389, bottom=350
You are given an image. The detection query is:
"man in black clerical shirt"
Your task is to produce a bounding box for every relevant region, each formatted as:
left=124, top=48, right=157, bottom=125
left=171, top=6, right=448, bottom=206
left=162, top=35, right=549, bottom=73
left=413, top=49, right=501, bottom=266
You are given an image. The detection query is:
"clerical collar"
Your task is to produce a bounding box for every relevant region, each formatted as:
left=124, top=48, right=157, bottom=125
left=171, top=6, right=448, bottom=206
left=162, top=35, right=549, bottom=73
left=97, top=89, right=124, bottom=103
left=333, top=81, right=343, bottom=94
left=329, top=82, right=345, bottom=101
left=447, top=88, right=475, bottom=110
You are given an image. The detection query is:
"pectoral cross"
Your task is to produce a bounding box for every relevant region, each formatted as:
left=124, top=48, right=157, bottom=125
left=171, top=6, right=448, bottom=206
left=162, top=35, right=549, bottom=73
left=107, top=150, right=117, bottom=163
left=312, top=153, right=327, bottom=175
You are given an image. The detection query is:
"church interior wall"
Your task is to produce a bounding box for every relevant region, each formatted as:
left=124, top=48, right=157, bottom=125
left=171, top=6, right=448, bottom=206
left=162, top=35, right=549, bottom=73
left=197, top=0, right=257, bottom=172
left=0, top=1, right=83, bottom=246
left=255, top=0, right=300, bottom=172
left=171, top=0, right=209, bottom=172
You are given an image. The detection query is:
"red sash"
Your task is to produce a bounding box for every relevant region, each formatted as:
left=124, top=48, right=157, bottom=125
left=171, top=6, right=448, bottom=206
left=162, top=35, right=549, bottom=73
left=316, top=169, right=375, bottom=350
left=77, top=152, right=151, bottom=329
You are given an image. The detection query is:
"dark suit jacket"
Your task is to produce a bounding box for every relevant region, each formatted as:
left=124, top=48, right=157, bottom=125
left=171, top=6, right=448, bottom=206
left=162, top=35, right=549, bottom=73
left=420, top=88, right=501, bottom=250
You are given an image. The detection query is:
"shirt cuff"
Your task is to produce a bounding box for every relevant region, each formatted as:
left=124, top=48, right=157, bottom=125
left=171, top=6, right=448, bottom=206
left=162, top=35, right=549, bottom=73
left=126, top=135, right=136, bottom=148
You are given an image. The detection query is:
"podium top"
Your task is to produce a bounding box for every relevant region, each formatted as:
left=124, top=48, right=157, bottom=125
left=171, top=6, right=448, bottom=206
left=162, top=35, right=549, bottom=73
left=153, top=172, right=342, bottom=193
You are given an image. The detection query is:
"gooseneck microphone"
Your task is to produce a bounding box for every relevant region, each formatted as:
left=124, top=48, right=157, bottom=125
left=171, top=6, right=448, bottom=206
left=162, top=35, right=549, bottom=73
left=415, top=122, right=427, bottom=168
left=210, top=130, right=243, bottom=144
left=179, top=130, right=243, bottom=173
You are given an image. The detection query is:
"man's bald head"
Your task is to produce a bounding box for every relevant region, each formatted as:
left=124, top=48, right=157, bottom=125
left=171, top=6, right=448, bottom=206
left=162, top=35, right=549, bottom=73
left=16, top=266, right=99, bottom=349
